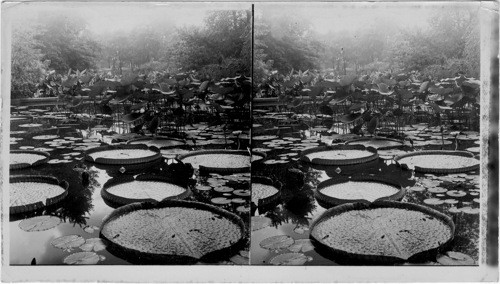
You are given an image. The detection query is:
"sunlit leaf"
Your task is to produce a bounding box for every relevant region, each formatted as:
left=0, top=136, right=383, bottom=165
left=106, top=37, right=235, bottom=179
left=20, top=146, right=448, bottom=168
left=19, top=216, right=61, bottom=232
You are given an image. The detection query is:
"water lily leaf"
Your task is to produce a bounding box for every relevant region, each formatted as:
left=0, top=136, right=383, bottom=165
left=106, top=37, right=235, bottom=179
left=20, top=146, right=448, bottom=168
left=427, top=187, right=447, bottom=193
left=51, top=235, right=85, bottom=251
left=63, top=252, right=101, bottom=265
left=376, top=83, right=392, bottom=95
left=446, top=190, right=466, bottom=197
left=288, top=239, right=315, bottom=253
left=83, top=225, right=99, bottom=234
left=423, top=198, right=444, bottom=205
left=19, top=216, right=61, bottom=232
left=230, top=254, right=249, bottom=265
left=79, top=238, right=107, bottom=252
left=437, top=251, right=475, bottom=265
left=251, top=216, right=272, bottom=232
left=269, top=253, right=311, bottom=265
left=260, top=235, right=294, bottom=251
left=419, top=81, right=431, bottom=93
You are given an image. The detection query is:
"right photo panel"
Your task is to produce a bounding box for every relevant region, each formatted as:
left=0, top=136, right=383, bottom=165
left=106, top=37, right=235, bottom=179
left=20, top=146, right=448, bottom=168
left=251, top=2, right=482, bottom=266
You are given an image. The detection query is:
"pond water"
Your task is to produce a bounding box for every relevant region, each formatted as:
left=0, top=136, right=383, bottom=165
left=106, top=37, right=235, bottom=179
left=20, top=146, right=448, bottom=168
left=9, top=112, right=250, bottom=265
left=251, top=119, right=480, bottom=266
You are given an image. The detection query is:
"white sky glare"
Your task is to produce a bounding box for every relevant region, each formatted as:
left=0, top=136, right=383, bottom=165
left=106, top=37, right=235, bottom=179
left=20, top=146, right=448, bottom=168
left=6, top=2, right=251, bottom=34
left=256, top=2, right=480, bottom=34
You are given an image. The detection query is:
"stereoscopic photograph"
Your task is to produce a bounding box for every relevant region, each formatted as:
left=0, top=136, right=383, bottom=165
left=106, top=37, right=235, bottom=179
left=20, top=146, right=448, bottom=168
left=251, top=2, right=488, bottom=267
left=1, top=0, right=498, bottom=283
left=4, top=2, right=251, bottom=266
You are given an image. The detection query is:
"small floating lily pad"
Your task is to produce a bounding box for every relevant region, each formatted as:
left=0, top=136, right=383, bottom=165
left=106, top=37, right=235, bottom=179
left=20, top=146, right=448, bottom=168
left=460, top=207, right=480, bottom=214
left=288, top=239, right=315, bottom=253
left=251, top=216, right=272, bottom=232
left=196, top=185, right=212, bottom=191
left=233, top=189, right=250, bottom=197
left=63, top=252, right=101, bottom=265
left=423, top=198, right=444, bottom=205
left=83, top=225, right=100, bottom=234
left=436, top=251, right=475, bottom=265
left=236, top=205, right=250, bottom=213
left=211, top=197, right=231, bottom=204
left=79, top=238, right=107, bottom=252
left=214, top=186, right=234, bottom=193
left=19, top=216, right=61, bottom=232
left=230, top=254, right=249, bottom=265
left=260, top=235, right=294, bottom=251
left=446, top=190, right=466, bottom=197
left=51, top=235, right=86, bottom=251
left=269, top=253, right=311, bottom=265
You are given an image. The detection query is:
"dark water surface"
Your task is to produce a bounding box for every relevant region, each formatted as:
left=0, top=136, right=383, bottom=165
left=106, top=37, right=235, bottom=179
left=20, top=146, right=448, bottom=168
left=251, top=123, right=480, bottom=266
left=10, top=114, right=250, bottom=265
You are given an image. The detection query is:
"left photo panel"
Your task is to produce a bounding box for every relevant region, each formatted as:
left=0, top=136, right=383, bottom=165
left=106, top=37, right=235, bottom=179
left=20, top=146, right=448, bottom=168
left=4, top=2, right=252, bottom=266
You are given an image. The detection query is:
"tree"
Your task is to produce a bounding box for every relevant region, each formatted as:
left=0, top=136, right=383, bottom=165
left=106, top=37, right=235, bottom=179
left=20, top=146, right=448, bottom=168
left=11, top=26, right=48, bottom=98
left=34, top=14, right=100, bottom=72
left=254, top=11, right=323, bottom=77
left=174, top=10, right=251, bottom=79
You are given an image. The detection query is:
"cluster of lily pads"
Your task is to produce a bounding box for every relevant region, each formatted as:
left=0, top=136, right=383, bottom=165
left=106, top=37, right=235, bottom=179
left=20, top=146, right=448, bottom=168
left=408, top=172, right=480, bottom=214
left=251, top=216, right=314, bottom=265
left=18, top=215, right=105, bottom=265
left=195, top=172, right=251, bottom=214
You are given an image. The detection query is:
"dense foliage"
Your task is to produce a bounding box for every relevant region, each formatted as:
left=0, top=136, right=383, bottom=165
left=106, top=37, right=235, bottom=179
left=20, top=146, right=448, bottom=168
left=11, top=10, right=251, bottom=99
left=254, top=8, right=480, bottom=82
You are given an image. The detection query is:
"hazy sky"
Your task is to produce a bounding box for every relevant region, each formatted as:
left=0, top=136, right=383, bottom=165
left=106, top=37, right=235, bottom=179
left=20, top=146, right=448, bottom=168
left=4, top=2, right=480, bottom=35
left=4, top=2, right=251, bottom=34
left=256, top=2, right=480, bottom=34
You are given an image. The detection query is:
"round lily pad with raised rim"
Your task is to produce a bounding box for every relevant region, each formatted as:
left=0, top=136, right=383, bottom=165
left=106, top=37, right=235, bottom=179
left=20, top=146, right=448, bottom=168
left=251, top=176, right=280, bottom=207
left=309, top=201, right=455, bottom=264
left=395, top=151, right=479, bottom=174
left=315, top=176, right=405, bottom=208
left=85, top=144, right=162, bottom=165
left=300, top=145, right=378, bottom=166
left=101, top=175, right=191, bottom=207
left=100, top=200, right=246, bottom=264
left=345, top=137, right=404, bottom=149
left=128, top=137, right=186, bottom=148
left=178, top=150, right=250, bottom=173
left=10, top=150, right=50, bottom=170
left=10, top=175, right=69, bottom=215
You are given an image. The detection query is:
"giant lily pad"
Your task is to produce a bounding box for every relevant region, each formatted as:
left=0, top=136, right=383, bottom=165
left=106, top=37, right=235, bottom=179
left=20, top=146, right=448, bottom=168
left=128, top=137, right=186, bottom=148
left=10, top=150, right=50, bottom=170
left=102, top=175, right=190, bottom=206
left=85, top=144, right=161, bottom=165
left=178, top=150, right=250, bottom=173
left=10, top=176, right=68, bottom=214
left=252, top=183, right=279, bottom=206
left=315, top=177, right=405, bottom=207
left=100, top=200, right=246, bottom=264
left=346, top=138, right=403, bottom=149
left=395, top=151, right=479, bottom=174
left=301, top=145, right=378, bottom=166
left=310, top=201, right=455, bottom=263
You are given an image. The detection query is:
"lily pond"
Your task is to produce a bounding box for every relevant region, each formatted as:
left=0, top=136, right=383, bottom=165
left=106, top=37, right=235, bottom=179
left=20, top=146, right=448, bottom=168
left=9, top=108, right=251, bottom=265
left=250, top=112, right=480, bottom=266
